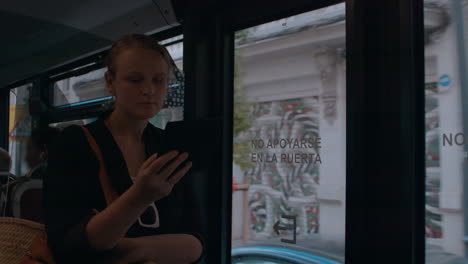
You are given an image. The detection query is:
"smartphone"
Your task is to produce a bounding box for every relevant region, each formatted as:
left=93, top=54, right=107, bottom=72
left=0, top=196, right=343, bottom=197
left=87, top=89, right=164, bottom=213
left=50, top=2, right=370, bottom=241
left=161, top=120, right=195, bottom=173
left=161, top=118, right=222, bottom=173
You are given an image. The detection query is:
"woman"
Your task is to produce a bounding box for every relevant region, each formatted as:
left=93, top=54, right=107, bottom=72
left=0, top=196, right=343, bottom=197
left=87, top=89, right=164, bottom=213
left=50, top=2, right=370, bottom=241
left=0, top=147, right=12, bottom=183
left=44, top=34, right=205, bottom=264
left=25, top=127, right=60, bottom=179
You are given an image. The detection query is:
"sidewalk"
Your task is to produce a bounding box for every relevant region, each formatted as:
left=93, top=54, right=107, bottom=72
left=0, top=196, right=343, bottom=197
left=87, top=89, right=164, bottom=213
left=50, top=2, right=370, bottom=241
left=426, top=244, right=468, bottom=264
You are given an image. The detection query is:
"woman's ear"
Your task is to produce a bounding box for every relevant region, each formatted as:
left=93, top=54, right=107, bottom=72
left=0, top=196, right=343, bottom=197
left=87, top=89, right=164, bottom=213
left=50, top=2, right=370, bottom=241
left=104, top=71, right=114, bottom=94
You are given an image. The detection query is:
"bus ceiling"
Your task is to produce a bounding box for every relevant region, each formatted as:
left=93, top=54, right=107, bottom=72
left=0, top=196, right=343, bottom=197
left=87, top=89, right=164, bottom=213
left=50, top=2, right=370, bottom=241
left=0, top=0, right=344, bottom=90
left=0, top=0, right=179, bottom=89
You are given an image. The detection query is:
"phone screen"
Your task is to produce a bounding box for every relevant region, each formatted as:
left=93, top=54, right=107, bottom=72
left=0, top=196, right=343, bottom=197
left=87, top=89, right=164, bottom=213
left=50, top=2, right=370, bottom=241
left=162, top=121, right=194, bottom=172
left=161, top=118, right=223, bottom=173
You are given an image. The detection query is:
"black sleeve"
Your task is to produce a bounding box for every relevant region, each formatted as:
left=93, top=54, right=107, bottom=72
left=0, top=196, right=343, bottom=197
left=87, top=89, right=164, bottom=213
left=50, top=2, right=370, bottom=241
left=180, top=172, right=207, bottom=264
left=43, top=125, right=110, bottom=264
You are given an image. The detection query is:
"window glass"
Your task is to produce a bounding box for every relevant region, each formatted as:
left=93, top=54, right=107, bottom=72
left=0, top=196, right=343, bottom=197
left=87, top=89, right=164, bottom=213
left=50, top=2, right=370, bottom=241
left=162, top=36, right=183, bottom=70
left=8, top=84, right=32, bottom=177
left=48, top=117, right=98, bottom=130
left=424, top=0, right=468, bottom=262
left=50, top=35, right=184, bottom=130
left=152, top=35, right=184, bottom=129
left=232, top=4, right=345, bottom=263
left=52, top=67, right=108, bottom=107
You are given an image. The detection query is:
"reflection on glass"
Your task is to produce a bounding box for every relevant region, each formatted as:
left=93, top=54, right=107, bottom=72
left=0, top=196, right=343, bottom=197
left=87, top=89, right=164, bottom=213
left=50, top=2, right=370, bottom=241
left=232, top=4, right=345, bottom=263
left=424, top=0, right=468, bottom=263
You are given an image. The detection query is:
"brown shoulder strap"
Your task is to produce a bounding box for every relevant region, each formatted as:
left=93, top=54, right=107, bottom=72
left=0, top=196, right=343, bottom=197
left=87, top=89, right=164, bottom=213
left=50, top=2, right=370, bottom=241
left=81, top=126, right=119, bottom=205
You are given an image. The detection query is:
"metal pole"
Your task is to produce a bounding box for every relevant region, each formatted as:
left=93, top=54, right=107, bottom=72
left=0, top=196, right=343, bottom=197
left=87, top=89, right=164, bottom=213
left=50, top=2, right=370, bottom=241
left=452, top=0, right=468, bottom=257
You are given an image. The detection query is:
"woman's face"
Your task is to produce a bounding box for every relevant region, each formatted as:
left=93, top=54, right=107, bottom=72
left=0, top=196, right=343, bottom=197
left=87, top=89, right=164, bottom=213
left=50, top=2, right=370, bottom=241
left=106, top=47, right=169, bottom=120
left=25, top=139, right=42, bottom=168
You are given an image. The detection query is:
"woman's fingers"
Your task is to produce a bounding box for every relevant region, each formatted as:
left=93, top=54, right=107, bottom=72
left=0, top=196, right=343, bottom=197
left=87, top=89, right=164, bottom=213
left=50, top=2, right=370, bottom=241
left=141, top=153, right=159, bottom=170
left=167, top=161, right=192, bottom=185
left=145, top=150, right=179, bottom=175
left=157, top=152, right=189, bottom=181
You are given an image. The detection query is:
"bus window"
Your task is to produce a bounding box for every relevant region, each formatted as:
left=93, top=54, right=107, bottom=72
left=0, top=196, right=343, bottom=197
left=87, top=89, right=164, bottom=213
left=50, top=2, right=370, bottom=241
left=53, top=67, right=108, bottom=107
left=424, top=1, right=468, bottom=263
left=232, top=3, right=345, bottom=264
left=8, top=84, right=33, bottom=178
left=159, top=34, right=184, bottom=71
left=49, top=117, right=98, bottom=130
left=152, top=35, right=184, bottom=129
left=5, top=83, right=57, bottom=223
left=50, top=35, right=184, bottom=130
left=51, top=35, right=184, bottom=108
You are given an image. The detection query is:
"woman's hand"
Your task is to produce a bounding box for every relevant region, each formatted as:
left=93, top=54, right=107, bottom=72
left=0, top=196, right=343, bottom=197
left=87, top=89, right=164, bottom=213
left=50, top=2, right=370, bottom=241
left=132, top=151, right=192, bottom=203
left=84, top=151, right=192, bottom=251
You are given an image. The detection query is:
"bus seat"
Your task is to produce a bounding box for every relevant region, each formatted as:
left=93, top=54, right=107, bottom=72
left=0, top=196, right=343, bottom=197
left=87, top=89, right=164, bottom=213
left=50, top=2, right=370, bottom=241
left=10, top=180, right=44, bottom=223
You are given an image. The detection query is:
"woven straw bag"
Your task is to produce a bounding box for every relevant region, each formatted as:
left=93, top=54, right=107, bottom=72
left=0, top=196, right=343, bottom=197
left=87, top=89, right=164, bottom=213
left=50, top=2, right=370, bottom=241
left=0, top=216, right=159, bottom=264
left=0, top=217, right=44, bottom=263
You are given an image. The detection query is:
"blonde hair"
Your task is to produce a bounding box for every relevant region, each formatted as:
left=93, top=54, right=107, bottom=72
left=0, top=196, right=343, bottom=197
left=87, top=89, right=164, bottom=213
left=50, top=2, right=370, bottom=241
left=105, top=34, right=174, bottom=80
left=103, top=34, right=178, bottom=111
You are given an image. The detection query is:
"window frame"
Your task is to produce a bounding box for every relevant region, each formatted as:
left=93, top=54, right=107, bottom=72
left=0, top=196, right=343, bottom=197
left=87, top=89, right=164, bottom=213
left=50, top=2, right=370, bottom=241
left=0, top=0, right=428, bottom=263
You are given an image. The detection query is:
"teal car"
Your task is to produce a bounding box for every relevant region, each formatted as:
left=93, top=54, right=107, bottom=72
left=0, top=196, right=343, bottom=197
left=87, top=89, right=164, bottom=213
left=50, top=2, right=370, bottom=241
left=231, top=246, right=342, bottom=264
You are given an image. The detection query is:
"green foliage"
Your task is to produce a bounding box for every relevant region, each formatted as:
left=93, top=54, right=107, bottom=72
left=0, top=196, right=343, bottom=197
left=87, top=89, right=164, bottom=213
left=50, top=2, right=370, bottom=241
left=233, top=48, right=254, bottom=171
left=233, top=138, right=253, bottom=172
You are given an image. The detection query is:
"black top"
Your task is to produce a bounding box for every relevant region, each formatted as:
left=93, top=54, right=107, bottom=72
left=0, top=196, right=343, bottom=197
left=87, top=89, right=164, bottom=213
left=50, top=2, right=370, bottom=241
left=43, top=110, right=206, bottom=264
left=29, top=163, right=47, bottom=179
